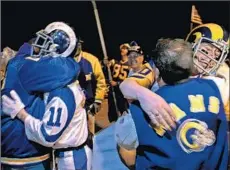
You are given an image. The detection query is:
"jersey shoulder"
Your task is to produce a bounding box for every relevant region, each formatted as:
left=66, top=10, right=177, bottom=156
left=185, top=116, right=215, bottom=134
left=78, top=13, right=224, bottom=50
left=202, top=75, right=228, bottom=105
left=19, top=57, right=80, bottom=93
left=82, top=51, right=99, bottom=63
left=128, top=62, right=155, bottom=88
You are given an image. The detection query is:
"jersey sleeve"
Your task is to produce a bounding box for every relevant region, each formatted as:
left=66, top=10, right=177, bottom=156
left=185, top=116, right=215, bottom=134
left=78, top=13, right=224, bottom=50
left=115, top=113, right=139, bottom=150
left=203, top=67, right=229, bottom=169
left=17, top=43, right=31, bottom=56
left=82, top=52, right=107, bottom=102
left=216, top=63, right=230, bottom=121
left=94, top=58, right=107, bottom=102
left=202, top=101, right=228, bottom=169
left=203, top=76, right=229, bottom=106
left=19, top=57, right=80, bottom=93
left=128, top=64, right=155, bottom=88
left=24, top=95, right=76, bottom=147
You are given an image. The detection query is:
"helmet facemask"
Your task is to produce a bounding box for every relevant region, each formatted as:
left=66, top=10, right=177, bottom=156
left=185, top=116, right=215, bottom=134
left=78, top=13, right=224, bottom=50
left=31, top=30, right=55, bottom=58
left=192, top=37, right=229, bottom=75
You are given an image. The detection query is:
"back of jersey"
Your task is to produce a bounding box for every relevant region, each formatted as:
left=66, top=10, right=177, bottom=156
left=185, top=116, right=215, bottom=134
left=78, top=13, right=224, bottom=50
left=1, top=43, right=49, bottom=159
left=130, top=78, right=228, bottom=170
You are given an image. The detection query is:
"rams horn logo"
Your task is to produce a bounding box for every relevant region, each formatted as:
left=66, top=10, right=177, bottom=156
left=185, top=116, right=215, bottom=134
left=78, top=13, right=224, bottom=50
left=177, top=119, right=216, bottom=154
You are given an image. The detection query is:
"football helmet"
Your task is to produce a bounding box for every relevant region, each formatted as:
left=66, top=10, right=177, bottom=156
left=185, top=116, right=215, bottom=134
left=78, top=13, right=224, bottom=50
left=186, top=23, right=229, bottom=75
left=31, top=22, right=77, bottom=58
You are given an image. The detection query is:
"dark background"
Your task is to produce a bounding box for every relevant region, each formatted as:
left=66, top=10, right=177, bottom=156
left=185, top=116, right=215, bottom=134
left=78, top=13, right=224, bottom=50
left=1, top=1, right=229, bottom=61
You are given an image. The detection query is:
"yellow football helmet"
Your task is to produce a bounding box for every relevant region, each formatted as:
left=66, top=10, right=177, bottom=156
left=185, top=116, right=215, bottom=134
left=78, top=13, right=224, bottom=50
left=186, top=23, right=229, bottom=75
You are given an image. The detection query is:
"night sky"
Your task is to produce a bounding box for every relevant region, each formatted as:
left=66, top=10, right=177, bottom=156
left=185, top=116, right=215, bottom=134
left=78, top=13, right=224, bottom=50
left=1, top=1, right=229, bottom=61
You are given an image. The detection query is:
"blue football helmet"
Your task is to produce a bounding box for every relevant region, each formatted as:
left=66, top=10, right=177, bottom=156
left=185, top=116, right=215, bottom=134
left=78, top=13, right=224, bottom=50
left=31, top=22, right=77, bottom=58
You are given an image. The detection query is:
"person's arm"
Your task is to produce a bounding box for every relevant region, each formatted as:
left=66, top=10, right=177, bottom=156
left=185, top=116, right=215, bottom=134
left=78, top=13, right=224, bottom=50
left=200, top=76, right=229, bottom=169
left=93, top=57, right=107, bottom=103
left=82, top=52, right=107, bottom=113
left=204, top=75, right=230, bottom=121
left=82, top=52, right=107, bottom=103
left=204, top=75, right=229, bottom=106
left=117, top=145, right=136, bottom=170
left=2, top=90, right=75, bottom=147
left=115, top=113, right=138, bottom=169
left=120, top=79, right=176, bottom=130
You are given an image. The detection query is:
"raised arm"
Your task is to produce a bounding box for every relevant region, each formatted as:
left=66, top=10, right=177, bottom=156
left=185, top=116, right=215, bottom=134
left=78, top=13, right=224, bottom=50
left=120, top=78, right=176, bottom=130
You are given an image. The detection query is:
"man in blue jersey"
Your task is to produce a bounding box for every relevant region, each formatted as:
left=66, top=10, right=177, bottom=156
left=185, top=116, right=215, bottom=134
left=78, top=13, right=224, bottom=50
left=1, top=22, right=91, bottom=170
left=115, top=38, right=228, bottom=170
left=1, top=42, right=53, bottom=170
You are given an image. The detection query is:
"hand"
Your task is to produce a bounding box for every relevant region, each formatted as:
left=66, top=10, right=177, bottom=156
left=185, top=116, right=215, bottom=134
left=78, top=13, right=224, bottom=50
left=120, top=79, right=177, bottom=131
left=93, top=101, right=101, bottom=113
left=88, top=101, right=102, bottom=115
left=103, top=59, right=109, bottom=66
left=2, top=47, right=16, bottom=59
left=2, top=90, right=25, bottom=119
left=138, top=92, right=176, bottom=131
left=106, top=59, right=115, bottom=67
left=110, top=80, right=118, bottom=87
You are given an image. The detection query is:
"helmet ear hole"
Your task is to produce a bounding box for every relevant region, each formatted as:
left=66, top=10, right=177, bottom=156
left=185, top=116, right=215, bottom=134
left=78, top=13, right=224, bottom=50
left=49, top=44, right=59, bottom=53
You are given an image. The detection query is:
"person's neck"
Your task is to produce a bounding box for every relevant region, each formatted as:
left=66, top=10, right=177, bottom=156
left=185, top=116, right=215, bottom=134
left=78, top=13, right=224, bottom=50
left=75, top=51, right=83, bottom=62
left=176, top=78, right=190, bottom=84
left=133, top=64, right=143, bottom=73
left=121, top=56, right=128, bottom=62
left=158, top=77, right=190, bottom=87
left=158, top=78, right=166, bottom=87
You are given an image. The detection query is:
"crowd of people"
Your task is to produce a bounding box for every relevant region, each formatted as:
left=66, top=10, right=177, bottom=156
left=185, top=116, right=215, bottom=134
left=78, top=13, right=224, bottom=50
left=1, top=21, right=229, bottom=170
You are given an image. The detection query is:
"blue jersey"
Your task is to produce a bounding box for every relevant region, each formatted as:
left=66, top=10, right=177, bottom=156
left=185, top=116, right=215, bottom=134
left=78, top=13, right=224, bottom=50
left=130, top=78, right=228, bottom=170
left=1, top=43, right=80, bottom=165
left=24, top=81, right=88, bottom=149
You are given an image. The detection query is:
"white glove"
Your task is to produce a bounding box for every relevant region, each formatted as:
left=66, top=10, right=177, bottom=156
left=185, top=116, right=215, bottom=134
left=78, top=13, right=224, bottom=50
left=2, top=90, right=25, bottom=119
